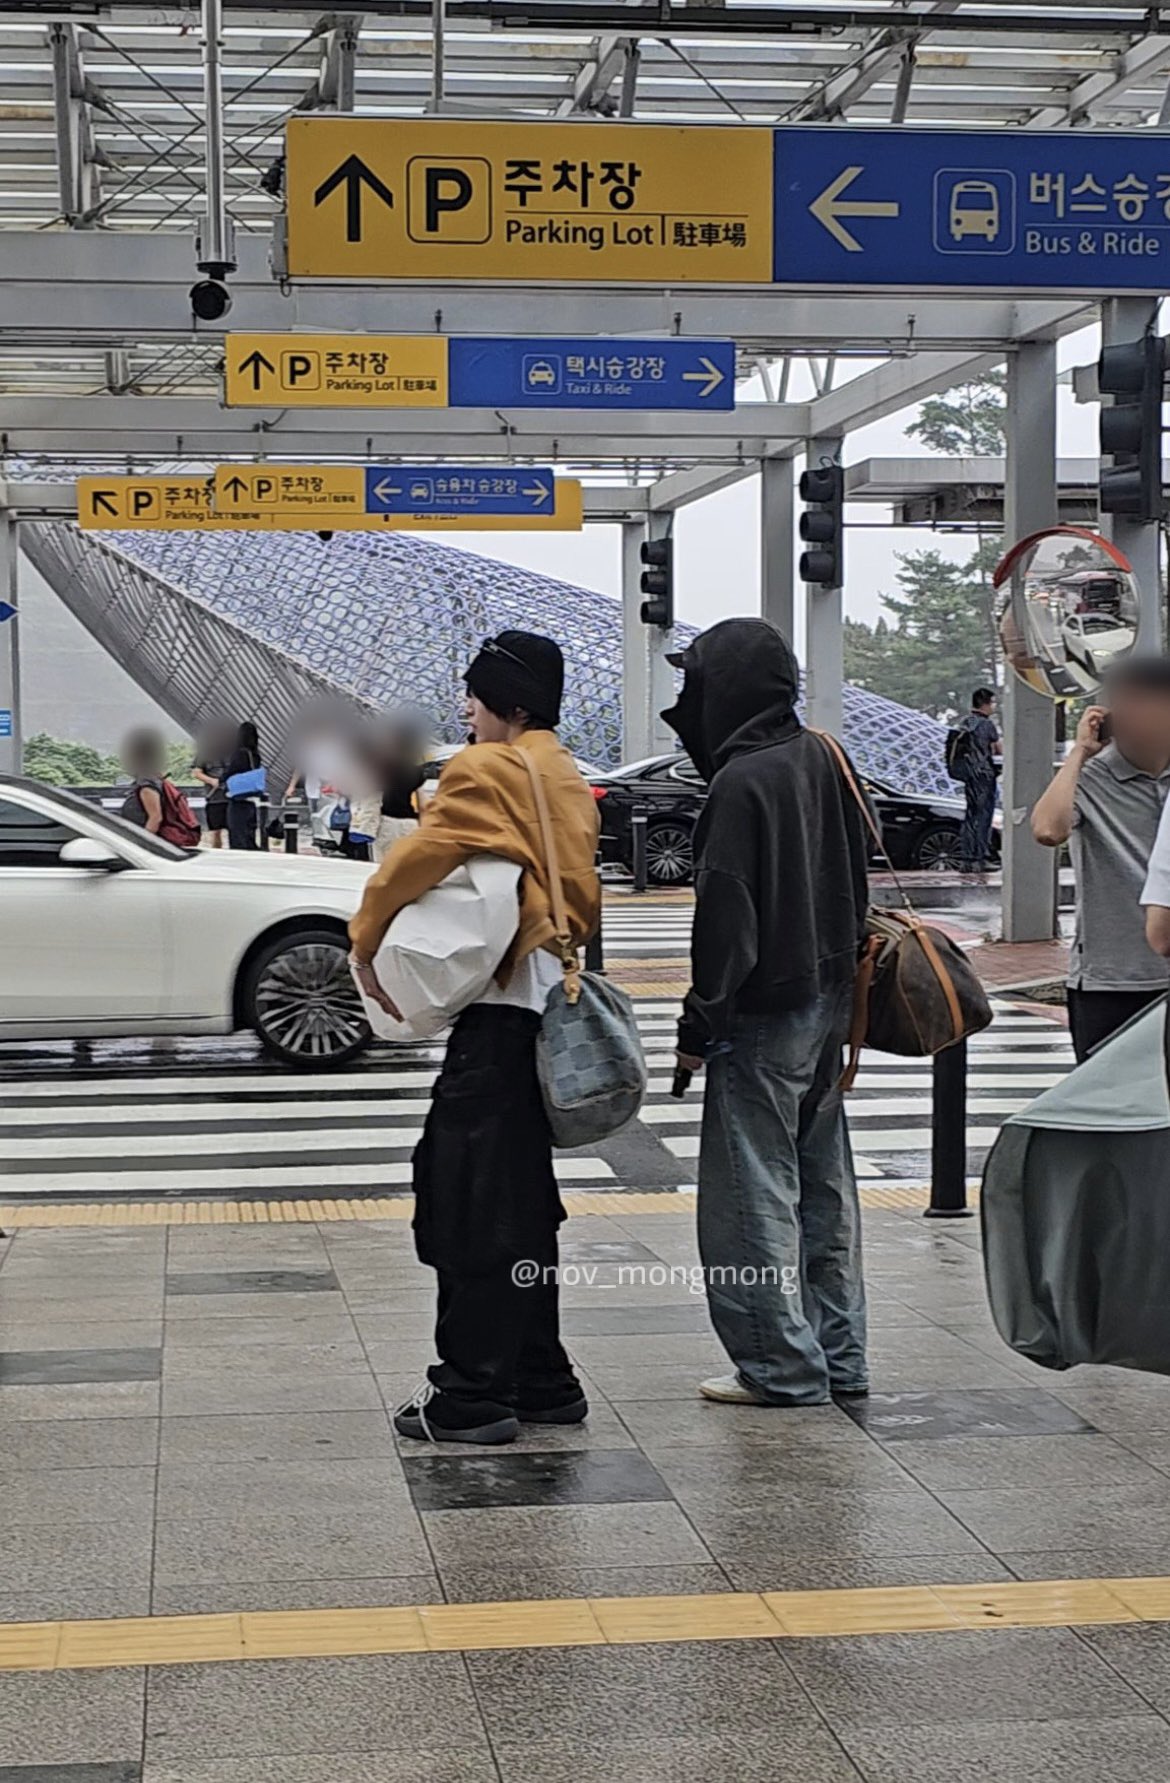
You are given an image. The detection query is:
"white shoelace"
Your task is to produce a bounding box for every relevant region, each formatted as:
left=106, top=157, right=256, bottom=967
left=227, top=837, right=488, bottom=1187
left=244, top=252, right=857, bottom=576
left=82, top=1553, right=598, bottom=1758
left=396, top=1380, right=437, bottom=1441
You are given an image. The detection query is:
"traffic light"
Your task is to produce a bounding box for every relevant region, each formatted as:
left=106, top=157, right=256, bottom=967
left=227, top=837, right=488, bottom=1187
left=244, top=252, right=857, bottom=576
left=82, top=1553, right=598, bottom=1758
left=1098, top=332, right=1166, bottom=521
left=799, top=464, right=844, bottom=588
left=640, top=537, right=674, bottom=628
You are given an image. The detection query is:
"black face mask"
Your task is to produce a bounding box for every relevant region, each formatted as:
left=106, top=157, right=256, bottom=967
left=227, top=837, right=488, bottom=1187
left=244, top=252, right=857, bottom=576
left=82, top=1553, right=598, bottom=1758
left=662, top=667, right=714, bottom=785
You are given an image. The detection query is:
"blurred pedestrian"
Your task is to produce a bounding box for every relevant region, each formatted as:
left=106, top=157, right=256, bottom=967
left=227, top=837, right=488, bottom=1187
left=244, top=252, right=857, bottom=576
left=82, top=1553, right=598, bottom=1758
left=225, top=720, right=264, bottom=852
left=665, top=619, right=871, bottom=1408
left=356, top=715, right=425, bottom=865
left=349, top=631, right=600, bottom=1445
left=120, top=728, right=200, bottom=847
left=1034, top=657, right=1170, bottom=1060
left=192, top=718, right=233, bottom=849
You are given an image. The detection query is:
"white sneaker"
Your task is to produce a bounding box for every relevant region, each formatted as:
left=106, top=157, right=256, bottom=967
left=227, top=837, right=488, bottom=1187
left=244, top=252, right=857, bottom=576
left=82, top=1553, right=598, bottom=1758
left=699, top=1373, right=770, bottom=1405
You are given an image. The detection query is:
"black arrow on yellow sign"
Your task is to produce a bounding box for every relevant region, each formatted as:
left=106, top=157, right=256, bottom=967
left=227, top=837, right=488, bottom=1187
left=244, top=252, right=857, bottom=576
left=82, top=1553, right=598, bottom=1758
left=92, top=491, right=118, bottom=516
left=313, top=155, right=395, bottom=244
left=223, top=475, right=249, bottom=501
left=238, top=350, right=276, bottom=392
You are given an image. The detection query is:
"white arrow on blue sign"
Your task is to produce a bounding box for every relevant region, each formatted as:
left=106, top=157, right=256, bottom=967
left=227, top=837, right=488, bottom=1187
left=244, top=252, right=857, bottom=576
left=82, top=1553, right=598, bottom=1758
left=364, top=466, right=554, bottom=515
left=775, top=125, right=1170, bottom=292
left=448, top=338, right=735, bottom=411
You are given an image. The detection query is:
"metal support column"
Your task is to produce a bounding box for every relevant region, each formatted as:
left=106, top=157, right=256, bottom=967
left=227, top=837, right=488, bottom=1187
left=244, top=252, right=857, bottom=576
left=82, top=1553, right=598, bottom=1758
left=621, top=518, right=651, bottom=763
left=761, top=456, right=796, bottom=639
left=49, top=23, right=97, bottom=225
left=1002, top=338, right=1059, bottom=943
left=198, top=0, right=235, bottom=279
left=1102, top=296, right=1163, bottom=651
left=647, top=511, right=676, bottom=758
left=0, top=511, right=22, bottom=776
left=803, top=435, right=844, bottom=734
left=333, top=18, right=358, bottom=113
left=431, top=0, right=446, bottom=111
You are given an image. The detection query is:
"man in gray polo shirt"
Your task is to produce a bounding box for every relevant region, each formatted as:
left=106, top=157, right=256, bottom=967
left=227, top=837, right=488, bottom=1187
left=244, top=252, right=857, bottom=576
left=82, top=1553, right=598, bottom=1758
left=1032, top=657, right=1170, bottom=1062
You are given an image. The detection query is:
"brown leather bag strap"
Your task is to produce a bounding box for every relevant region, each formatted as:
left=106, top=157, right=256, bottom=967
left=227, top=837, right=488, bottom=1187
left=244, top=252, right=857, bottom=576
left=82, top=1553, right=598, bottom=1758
left=840, top=933, right=882, bottom=1092
left=811, top=729, right=967, bottom=1068
left=914, top=923, right=966, bottom=1046
left=808, top=727, right=917, bottom=919
left=513, top=746, right=581, bottom=998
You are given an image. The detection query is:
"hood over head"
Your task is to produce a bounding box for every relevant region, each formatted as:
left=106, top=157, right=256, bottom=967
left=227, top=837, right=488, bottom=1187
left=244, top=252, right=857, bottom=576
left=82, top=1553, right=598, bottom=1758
left=661, top=618, right=801, bottom=782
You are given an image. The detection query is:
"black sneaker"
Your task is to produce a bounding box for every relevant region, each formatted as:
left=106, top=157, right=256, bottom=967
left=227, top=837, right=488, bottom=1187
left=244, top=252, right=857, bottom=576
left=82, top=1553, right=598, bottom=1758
left=831, top=1384, right=870, bottom=1400
left=516, top=1391, right=589, bottom=1426
left=393, top=1382, right=519, bottom=1445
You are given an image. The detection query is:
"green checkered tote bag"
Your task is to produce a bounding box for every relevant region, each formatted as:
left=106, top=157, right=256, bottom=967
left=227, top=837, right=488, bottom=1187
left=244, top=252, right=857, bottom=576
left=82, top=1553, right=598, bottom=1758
left=515, top=749, right=647, bottom=1148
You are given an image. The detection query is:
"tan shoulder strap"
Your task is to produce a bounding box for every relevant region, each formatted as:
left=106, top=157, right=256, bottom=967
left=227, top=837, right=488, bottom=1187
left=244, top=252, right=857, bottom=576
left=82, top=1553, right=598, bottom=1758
left=513, top=746, right=581, bottom=998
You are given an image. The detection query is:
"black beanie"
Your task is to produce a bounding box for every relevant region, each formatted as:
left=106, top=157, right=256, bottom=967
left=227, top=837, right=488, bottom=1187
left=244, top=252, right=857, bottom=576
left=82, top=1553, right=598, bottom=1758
left=465, top=630, right=564, bottom=727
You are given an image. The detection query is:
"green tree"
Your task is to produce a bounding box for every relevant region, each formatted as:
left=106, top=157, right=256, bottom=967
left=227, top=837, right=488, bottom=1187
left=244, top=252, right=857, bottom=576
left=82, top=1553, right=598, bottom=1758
left=164, top=740, right=198, bottom=786
left=23, top=733, right=120, bottom=787
left=904, top=370, right=1007, bottom=678
left=22, top=732, right=196, bottom=788
left=906, top=370, right=1007, bottom=457
left=844, top=543, right=998, bottom=720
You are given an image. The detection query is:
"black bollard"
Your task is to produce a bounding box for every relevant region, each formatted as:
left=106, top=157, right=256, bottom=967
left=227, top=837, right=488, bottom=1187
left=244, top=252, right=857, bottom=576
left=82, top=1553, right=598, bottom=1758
left=283, top=808, right=299, bottom=854
left=925, top=1038, right=974, bottom=1218
left=257, top=800, right=270, bottom=852
left=631, top=805, right=649, bottom=894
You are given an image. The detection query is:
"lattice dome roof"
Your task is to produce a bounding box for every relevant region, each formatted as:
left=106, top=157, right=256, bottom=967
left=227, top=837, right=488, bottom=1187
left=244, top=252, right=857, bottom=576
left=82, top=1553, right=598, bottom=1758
left=24, top=521, right=953, bottom=796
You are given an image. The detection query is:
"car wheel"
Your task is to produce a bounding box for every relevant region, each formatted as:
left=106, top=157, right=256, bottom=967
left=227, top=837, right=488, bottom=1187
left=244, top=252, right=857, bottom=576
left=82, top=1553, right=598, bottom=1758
left=645, top=821, right=695, bottom=885
left=243, top=928, right=370, bottom=1067
left=912, top=824, right=963, bottom=872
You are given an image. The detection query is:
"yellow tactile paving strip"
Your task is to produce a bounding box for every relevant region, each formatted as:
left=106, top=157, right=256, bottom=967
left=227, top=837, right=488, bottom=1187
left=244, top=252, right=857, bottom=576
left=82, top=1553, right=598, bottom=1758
left=2, top=1577, right=1169, bottom=1674
left=0, top=1185, right=945, bottom=1229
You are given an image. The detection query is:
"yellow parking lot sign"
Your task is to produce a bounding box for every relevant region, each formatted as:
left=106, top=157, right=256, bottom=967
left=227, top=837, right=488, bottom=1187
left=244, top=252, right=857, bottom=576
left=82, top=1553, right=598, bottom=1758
left=212, top=465, right=366, bottom=513
left=285, top=118, right=772, bottom=284
left=224, top=335, right=448, bottom=408
left=78, top=473, right=583, bottom=533
left=77, top=477, right=274, bottom=532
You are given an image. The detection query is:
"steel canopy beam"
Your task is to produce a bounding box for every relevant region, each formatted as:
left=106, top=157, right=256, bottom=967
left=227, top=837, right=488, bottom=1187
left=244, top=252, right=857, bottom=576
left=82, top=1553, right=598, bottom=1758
left=0, top=394, right=810, bottom=462
left=0, top=478, right=648, bottom=522
left=790, top=2, right=956, bottom=122
left=7, top=3, right=1164, bottom=39
left=0, top=233, right=1099, bottom=350
left=556, top=34, right=630, bottom=116
left=1026, top=33, right=1170, bottom=127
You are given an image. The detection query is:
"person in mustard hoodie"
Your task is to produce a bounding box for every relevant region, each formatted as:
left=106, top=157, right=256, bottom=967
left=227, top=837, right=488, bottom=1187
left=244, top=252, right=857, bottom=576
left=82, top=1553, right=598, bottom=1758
left=350, top=633, right=600, bottom=1444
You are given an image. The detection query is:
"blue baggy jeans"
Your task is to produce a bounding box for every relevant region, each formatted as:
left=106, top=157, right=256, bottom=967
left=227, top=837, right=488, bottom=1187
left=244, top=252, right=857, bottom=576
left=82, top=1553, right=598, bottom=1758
left=697, top=982, right=868, bottom=1405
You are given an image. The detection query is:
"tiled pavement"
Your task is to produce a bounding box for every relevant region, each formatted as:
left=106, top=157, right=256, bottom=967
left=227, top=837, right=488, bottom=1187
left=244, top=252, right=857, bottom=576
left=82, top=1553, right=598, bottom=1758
left=6, top=1205, right=1170, bottom=1778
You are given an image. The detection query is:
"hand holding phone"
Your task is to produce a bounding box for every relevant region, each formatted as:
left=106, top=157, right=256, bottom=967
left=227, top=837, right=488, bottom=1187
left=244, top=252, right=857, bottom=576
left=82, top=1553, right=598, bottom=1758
left=1076, top=706, right=1110, bottom=755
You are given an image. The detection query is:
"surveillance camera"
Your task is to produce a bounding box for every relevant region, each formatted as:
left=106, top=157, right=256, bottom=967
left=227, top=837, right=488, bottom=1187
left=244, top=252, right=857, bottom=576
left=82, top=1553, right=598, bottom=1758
left=316, top=531, right=335, bottom=543
left=189, top=278, right=232, bottom=323
left=259, top=155, right=285, bottom=199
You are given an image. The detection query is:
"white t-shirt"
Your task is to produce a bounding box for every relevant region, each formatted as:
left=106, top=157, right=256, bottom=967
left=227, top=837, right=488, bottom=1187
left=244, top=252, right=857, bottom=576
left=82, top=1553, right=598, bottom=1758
left=477, top=946, right=562, bottom=1015
left=1141, top=788, right=1170, bottom=910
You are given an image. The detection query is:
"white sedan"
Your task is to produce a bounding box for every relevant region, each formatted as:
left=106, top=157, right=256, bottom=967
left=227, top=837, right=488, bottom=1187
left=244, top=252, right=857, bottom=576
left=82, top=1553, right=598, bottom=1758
left=0, top=775, right=375, bottom=1067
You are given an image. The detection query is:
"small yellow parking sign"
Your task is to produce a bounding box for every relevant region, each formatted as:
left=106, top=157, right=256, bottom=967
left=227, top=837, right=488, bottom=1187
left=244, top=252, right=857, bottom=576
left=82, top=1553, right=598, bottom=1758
left=286, top=118, right=772, bottom=283
left=224, top=335, right=448, bottom=408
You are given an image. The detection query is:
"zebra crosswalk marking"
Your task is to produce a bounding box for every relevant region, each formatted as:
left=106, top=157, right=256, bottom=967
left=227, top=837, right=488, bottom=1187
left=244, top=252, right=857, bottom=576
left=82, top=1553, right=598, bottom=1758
left=0, top=889, right=1072, bottom=1202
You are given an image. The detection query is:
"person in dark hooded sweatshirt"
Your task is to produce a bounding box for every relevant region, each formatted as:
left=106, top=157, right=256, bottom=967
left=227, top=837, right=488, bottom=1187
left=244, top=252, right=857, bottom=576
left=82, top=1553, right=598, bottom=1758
left=664, top=618, right=871, bottom=1407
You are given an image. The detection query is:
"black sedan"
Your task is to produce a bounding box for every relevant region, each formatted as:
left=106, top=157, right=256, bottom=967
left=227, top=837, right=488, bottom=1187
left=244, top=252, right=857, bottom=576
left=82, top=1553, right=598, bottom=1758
left=591, top=753, right=997, bottom=885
